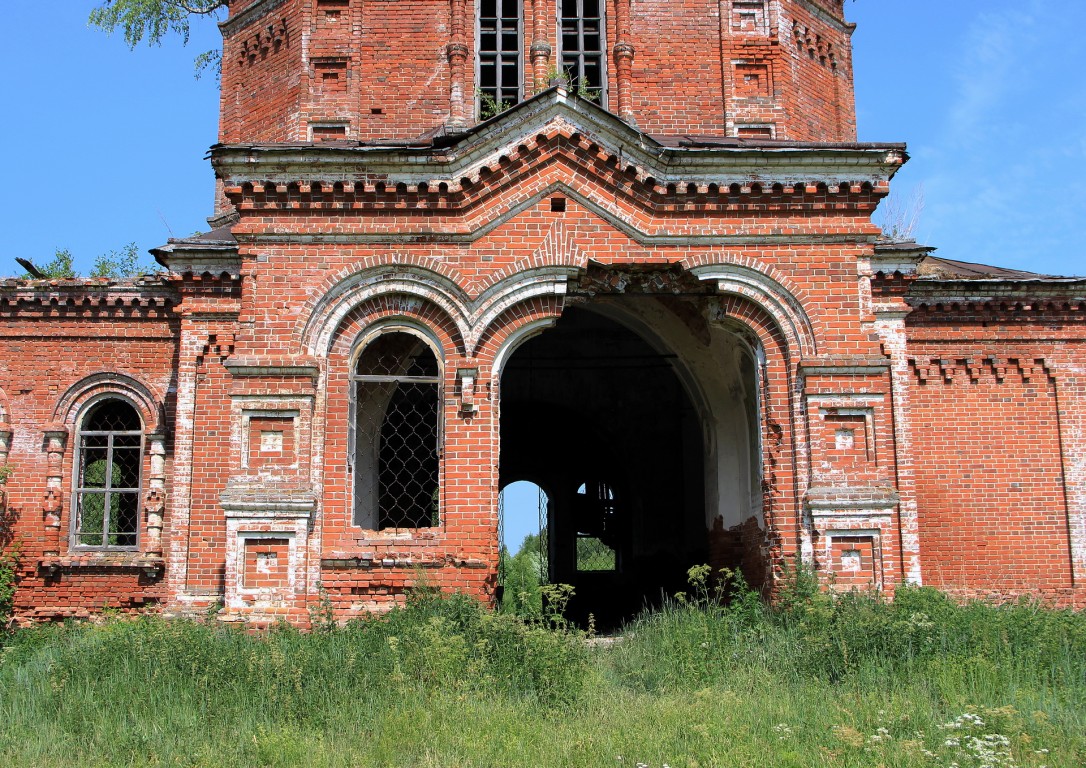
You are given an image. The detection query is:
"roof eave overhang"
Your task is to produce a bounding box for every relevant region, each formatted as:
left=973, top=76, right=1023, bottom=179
left=907, top=278, right=1086, bottom=303
left=209, top=88, right=908, bottom=187
left=150, top=240, right=241, bottom=278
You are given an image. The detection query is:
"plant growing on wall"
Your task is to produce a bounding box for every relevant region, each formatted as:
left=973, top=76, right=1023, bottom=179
left=0, top=465, right=17, bottom=626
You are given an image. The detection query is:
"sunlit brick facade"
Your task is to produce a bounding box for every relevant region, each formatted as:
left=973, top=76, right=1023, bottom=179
left=2, top=0, right=1083, bottom=627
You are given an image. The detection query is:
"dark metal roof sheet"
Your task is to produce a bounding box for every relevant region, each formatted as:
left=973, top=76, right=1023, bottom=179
left=917, top=256, right=1061, bottom=280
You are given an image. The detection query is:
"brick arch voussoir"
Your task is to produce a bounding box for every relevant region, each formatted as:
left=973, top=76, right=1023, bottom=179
left=715, top=294, right=793, bottom=367
left=476, top=239, right=589, bottom=298
left=685, top=256, right=818, bottom=359
left=713, top=293, right=801, bottom=562
left=52, top=373, right=166, bottom=435
left=312, top=254, right=467, bottom=302
left=474, top=295, right=567, bottom=378
left=326, top=294, right=467, bottom=362
left=300, top=262, right=471, bottom=357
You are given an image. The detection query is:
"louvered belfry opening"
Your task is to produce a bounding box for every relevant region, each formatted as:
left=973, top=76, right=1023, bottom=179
left=352, top=332, right=441, bottom=530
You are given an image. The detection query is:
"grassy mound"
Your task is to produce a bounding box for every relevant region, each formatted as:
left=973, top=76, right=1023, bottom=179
left=1, top=573, right=1083, bottom=767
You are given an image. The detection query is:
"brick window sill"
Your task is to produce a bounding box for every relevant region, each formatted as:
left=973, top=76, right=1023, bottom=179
left=321, top=554, right=486, bottom=570
left=37, top=554, right=165, bottom=578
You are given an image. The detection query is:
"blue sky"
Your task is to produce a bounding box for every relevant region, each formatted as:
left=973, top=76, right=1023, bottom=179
left=1, top=0, right=1083, bottom=282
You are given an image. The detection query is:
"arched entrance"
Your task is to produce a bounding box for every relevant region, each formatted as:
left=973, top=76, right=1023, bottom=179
left=497, top=480, right=549, bottom=614
left=499, top=304, right=760, bottom=629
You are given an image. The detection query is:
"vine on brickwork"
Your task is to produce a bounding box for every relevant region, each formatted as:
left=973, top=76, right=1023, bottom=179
left=0, top=464, right=18, bottom=626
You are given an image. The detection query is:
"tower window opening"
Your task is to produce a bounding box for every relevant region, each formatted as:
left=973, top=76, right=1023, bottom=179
left=478, top=0, right=522, bottom=116
left=559, top=0, right=606, bottom=104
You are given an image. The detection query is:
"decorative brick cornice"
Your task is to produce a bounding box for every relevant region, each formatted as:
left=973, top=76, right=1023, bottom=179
left=212, top=89, right=904, bottom=204
left=909, top=356, right=1054, bottom=385
left=905, top=296, right=1086, bottom=322
left=0, top=282, right=177, bottom=318
left=219, top=0, right=289, bottom=37
left=220, top=479, right=317, bottom=516
left=806, top=485, right=899, bottom=513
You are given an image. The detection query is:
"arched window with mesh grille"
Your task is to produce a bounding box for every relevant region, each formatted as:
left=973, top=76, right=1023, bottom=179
left=72, top=398, right=144, bottom=549
left=351, top=330, right=442, bottom=529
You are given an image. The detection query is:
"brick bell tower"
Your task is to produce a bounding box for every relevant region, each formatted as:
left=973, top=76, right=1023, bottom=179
left=216, top=0, right=857, bottom=147
left=178, top=0, right=912, bottom=627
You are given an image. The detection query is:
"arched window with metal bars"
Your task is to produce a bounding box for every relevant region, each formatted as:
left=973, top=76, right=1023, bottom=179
left=72, top=398, right=144, bottom=549
left=351, top=330, right=442, bottom=530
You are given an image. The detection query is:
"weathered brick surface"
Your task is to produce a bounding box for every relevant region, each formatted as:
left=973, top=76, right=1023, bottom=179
left=217, top=0, right=857, bottom=144
left=2, top=0, right=1084, bottom=626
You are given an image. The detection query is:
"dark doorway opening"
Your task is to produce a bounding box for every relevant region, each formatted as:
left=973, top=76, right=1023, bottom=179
left=499, top=306, right=706, bottom=630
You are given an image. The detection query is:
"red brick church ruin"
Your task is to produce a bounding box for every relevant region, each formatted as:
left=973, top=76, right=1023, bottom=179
left=2, top=0, right=1084, bottom=626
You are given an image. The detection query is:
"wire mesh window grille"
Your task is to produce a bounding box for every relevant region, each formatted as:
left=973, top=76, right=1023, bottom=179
left=574, top=480, right=618, bottom=572
left=478, top=0, right=522, bottom=113
left=352, top=332, right=441, bottom=530
left=560, top=0, right=606, bottom=104
left=73, top=399, right=144, bottom=549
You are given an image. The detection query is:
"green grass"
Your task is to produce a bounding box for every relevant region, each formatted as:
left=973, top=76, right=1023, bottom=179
left=1, top=575, right=1083, bottom=767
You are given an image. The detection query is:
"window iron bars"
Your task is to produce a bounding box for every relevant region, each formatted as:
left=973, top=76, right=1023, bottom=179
left=560, top=0, right=606, bottom=104
left=353, top=333, right=441, bottom=529
left=574, top=480, right=618, bottom=572
left=498, top=483, right=550, bottom=586
left=478, top=0, right=522, bottom=113
left=74, top=400, right=143, bottom=549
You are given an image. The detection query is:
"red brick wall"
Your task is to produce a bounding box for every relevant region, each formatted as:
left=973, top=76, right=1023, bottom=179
left=219, top=0, right=305, bottom=143
left=908, top=358, right=1074, bottom=596
left=627, top=0, right=726, bottom=134
left=218, top=0, right=858, bottom=143
left=0, top=286, right=179, bottom=621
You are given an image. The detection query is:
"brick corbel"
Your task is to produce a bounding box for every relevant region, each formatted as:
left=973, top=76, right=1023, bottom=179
left=1016, top=358, right=1051, bottom=383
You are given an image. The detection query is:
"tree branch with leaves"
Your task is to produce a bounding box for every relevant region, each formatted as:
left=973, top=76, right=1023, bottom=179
left=89, top=0, right=230, bottom=76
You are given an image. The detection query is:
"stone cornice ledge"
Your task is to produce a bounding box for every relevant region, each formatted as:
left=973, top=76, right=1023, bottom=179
left=211, top=90, right=907, bottom=187
left=798, top=357, right=891, bottom=375
left=871, top=240, right=934, bottom=276
left=806, top=486, right=899, bottom=513
left=225, top=356, right=321, bottom=379
left=219, top=0, right=289, bottom=36
left=152, top=244, right=241, bottom=279
left=220, top=481, right=317, bottom=516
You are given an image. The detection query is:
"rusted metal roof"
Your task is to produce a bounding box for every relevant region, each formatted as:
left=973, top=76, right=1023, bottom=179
left=918, top=256, right=1064, bottom=280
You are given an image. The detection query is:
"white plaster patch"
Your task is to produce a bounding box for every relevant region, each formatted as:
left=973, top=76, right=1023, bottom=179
left=255, top=551, right=277, bottom=575
left=260, top=430, right=284, bottom=452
